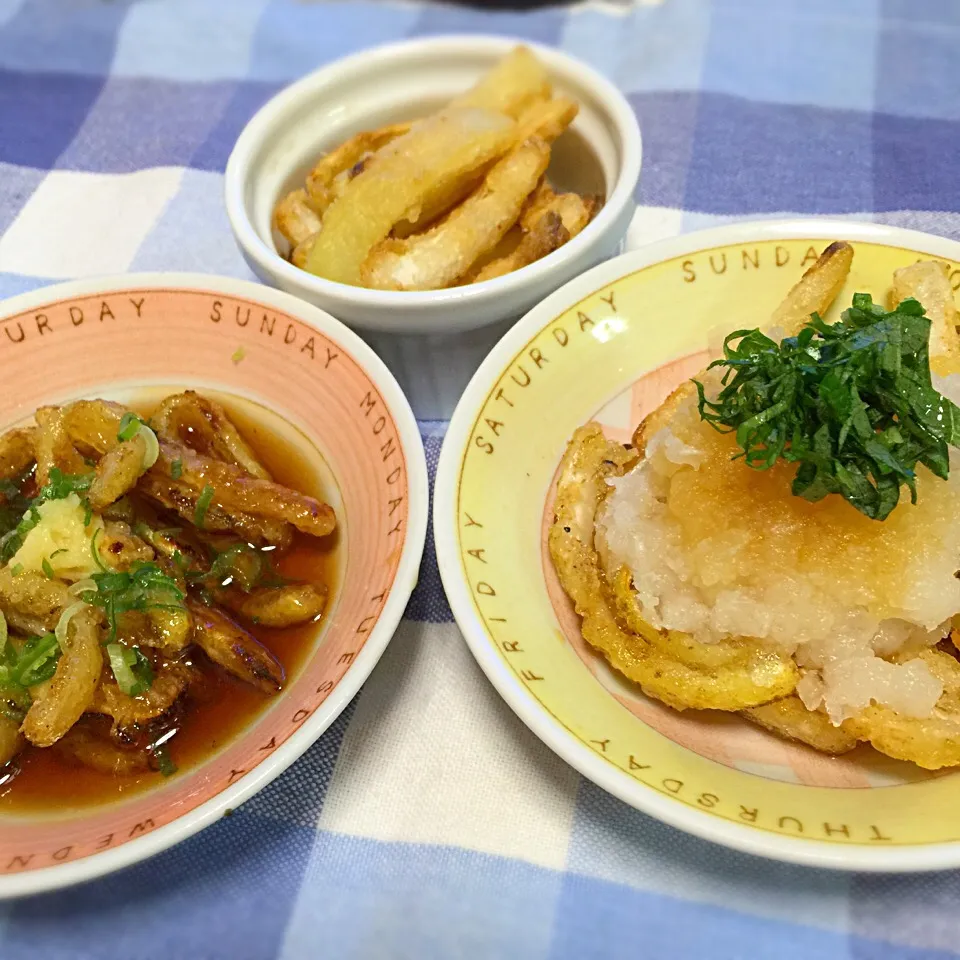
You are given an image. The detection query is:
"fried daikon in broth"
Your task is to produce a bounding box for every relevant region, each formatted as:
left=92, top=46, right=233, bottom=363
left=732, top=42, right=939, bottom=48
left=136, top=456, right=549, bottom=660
left=0, top=391, right=336, bottom=807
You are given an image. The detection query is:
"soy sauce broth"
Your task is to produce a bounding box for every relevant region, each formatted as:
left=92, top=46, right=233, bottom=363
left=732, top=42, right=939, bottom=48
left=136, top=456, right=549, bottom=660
left=0, top=392, right=339, bottom=812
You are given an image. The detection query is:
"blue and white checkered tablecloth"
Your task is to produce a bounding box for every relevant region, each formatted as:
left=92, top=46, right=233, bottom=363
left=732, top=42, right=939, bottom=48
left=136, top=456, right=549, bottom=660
left=2, top=0, right=960, bottom=956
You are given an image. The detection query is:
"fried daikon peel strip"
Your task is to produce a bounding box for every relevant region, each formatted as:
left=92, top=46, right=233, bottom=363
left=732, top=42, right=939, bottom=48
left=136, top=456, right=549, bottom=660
left=188, top=600, right=284, bottom=694
left=471, top=211, right=567, bottom=282
left=59, top=399, right=127, bottom=457
left=304, top=107, right=517, bottom=285
left=890, top=260, right=960, bottom=376
left=273, top=188, right=322, bottom=248
left=0, top=713, right=22, bottom=767
left=0, top=427, right=36, bottom=481
left=743, top=696, right=859, bottom=754
left=361, top=138, right=551, bottom=291
left=448, top=46, right=551, bottom=120
left=304, top=122, right=411, bottom=216
left=548, top=424, right=798, bottom=711
left=0, top=568, right=71, bottom=632
left=88, top=434, right=148, bottom=511
left=100, top=521, right=156, bottom=571
left=21, top=606, right=102, bottom=747
left=152, top=391, right=272, bottom=480
left=114, top=605, right=191, bottom=655
left=92, top=661, right=195, bottom=731
left=846, top=649, right=960, bottom=769
left=292, top=232, right=319, bottom=270
left=218, top=582, right=328, bottom=628
left=514, top=96, right=577, bottom=143
left=768, top=240, right=853, bottom=337
left=34, top=407, right=86, bottom=486
left=148, top=441, right=335, bottom=539
left=55, top=726, right=150, bottom=775
left=471, top=189, right=598, bottom=283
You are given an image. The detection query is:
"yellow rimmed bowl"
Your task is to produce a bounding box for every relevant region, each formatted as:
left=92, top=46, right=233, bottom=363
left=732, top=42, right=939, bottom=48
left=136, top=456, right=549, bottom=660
left=434, top=218, right=960, bottom=871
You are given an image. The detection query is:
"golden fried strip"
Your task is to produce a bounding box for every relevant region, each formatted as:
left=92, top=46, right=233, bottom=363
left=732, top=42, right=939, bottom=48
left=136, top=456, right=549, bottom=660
left=470, top=211, right=567, bottom=283
left=59, top=399, right=127, bottom=457
left=21, top=607, right=102, bottom=747
left=0, top=568, right=71, bottom=633
left=88, top=435, right=147, bottom=511
left=743, top=696, right=859, bottom=754
left=304, top=107, right=517, bottom=284
left=515, top=96, right=577, bottom=143
left=218, top=582, right=328, bottom=628
left=92, top=661, right=195, bottom=730
left=34, top=407, right=86, bottom=486
left=448, top=46, right=551, bottom=120
left=549, top=424, right=798, bottom=711
left=292, top=232, right=319, bottom=269
left=152, top=391, right=272, bottom=480
left=100, top=521, right=156, bottom=571
left=149, top=441, right=335, bottom=539
left=890, top=260, right=960, bottom=376
left=188, top=600, right=284, bottom=694
left=304, top=122, right=411, bottom=216
left=55, top=727, right=150, bottom=775
left=361, top=138, right=551, bottom=291
left=0, top=427, right=36, bottom=481
left=138, top=468, right=292, bottom=548
left=0, top=714, right=22, bottom=767
left=769, top=240, right=853, bottom=336
left=273, top=188, right=322, bottom=248
left=470, top=189, right=598, bottom=283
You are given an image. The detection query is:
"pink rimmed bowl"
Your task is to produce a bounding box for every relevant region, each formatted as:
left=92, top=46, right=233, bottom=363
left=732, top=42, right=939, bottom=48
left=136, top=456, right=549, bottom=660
left=0, top=273, right=428, bottom=897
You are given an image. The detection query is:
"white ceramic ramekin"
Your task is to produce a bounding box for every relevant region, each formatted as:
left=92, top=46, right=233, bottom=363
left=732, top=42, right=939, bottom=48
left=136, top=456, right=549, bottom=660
left=225, top=35, right=641, bottom=418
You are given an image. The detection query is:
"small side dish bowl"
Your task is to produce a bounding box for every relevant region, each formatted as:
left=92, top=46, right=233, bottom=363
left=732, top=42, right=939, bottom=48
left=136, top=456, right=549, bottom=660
left=0, top=274, right=427, bottom=897
left=225, top=35, right=641, bottom=418
left=434, top=218, right=960, bottom=872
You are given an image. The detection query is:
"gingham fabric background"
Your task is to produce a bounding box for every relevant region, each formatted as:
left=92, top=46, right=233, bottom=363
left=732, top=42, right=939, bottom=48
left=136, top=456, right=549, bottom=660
left=1, top=0, right=960, bottom=957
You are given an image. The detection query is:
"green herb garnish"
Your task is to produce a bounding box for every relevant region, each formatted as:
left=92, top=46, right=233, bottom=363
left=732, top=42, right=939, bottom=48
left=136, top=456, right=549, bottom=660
left=9, top=563, right=22, bottom=577
left=117, top=412, right=144, bottom=442
left=171, top=459, right=183, bottom=480
left=152, top=742, right=177, bottom=777
left=38, top=468, right=93, bottom=502
left=78, top=558, right=186, bottom=646
left=105, top=642, right=153, bottom=696
left=694, top=294, right=960, bottom=521
left=194, top=485, right=214, bottom=530
left=41, top=558, right=55, bottom=579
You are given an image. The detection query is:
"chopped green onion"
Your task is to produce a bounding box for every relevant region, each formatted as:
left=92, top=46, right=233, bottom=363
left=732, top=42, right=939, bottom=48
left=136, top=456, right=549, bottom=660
left=105, top=642, right=153, bottom=696
left=153, top=743, right=177, bottom=777
left=117, top=412, right=143, bottom=442
left=15, top=633, right=61, bottom=687
left=55, top=601, right=88, bottom=651
left=171, top=459, right=183, bottom=480
left=140, top=425, right=160, bottom=469
left=82, top=500, right=93, bottom=527
left=90, top=527, right=107, bottom=572
left=50, top=548, right=68, bottom=559
left=194, top=485, right=215, bottom=530
left=41, top=558, right=55, bottom=579
left=9, top=564, right=22, bottom=577
left=0, top=610, right=7, bottom=657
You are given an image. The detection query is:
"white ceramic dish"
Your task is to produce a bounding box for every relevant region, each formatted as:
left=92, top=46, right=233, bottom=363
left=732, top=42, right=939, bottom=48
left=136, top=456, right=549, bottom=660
left=0, top=274, right=428, bottom=896
left=434, top=218, right=960, bottom=871
left=225, top=34, right=641, bottom=418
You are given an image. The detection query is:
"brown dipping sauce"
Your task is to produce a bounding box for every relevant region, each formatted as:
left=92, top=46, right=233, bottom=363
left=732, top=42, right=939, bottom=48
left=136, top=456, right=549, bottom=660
left=0, top=395, right=338, bottom=812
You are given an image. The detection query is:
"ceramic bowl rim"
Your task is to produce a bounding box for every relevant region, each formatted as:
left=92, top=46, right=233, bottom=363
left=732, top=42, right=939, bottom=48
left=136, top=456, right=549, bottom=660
left=0, top=272, right=429, bottom=898
left=223, top=34, right=642, bottom=332
left=434, top=216, right=960, bottom=872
